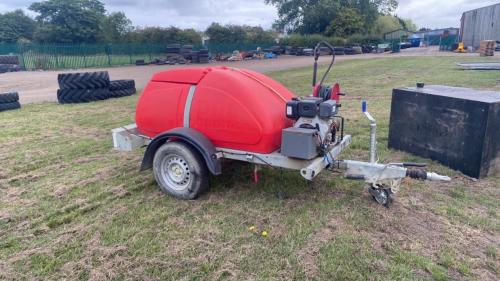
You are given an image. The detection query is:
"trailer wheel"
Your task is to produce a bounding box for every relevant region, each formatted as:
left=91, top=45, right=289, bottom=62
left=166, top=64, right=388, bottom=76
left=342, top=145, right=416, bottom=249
left=371, top=184, right=394, bottom=206
left=153, top=141, right=209, bottom=200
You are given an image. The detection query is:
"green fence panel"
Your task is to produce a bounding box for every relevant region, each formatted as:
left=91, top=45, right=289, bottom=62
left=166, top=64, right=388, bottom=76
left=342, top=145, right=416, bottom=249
left=439, top=35, right=458, bottom=52
left=0, top=42, right=277, bottom=70
left=383, top=39, right=401, bottom=53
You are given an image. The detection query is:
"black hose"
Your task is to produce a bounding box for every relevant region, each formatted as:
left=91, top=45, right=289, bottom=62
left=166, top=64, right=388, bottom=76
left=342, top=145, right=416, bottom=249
left=315, top=41, right=335, bottom=96
left=317, top=84, right=333, bottom=101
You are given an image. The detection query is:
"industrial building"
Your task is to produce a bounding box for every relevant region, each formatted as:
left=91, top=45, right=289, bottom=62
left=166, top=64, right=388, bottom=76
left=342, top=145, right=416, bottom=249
left=460, top=3, right=500, bottom=48
left=414, top=28, right=459, bottom=46
left=383, top=29, right=415, bottom=40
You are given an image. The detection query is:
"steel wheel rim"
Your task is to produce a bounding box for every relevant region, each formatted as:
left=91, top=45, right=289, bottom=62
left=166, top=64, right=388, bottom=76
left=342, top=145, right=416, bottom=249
left=161, top=154, right=190, bottom=191
left=375, top=189, right=388, bottom=205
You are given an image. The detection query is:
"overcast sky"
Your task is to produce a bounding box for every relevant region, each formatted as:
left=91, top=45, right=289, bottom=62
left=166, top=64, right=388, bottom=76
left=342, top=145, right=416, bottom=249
left=1, top=0, right=499, bottom=31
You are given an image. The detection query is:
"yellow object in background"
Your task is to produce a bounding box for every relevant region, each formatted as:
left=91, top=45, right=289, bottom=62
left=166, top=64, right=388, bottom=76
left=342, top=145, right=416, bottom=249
left=249, top=226, right=255, bottom=230
left=262, top=231, right=268, bottom=236
left=454, top=42, right=467, bottom=53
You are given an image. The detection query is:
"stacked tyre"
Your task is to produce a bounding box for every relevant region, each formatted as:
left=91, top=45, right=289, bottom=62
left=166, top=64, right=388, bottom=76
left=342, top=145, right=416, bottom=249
left=333, top=47, right=345, bottom=55
left=284, top=46, right=292, bottom=55
left=198, top=49, right=209, bottom=64
left=190, top=51, right=199, bottom=63
left=181, top=45, right=193, bottom=61
left=0, top=55, right=18, bottom=64
left=319, top=47, right=331, bottom=55
left=109, top=79, right=136, bottom=99
left=0, top=55, right=21, bottom=74
left=57, top=71, right=110, bottom=104
left=0, top=92, right=21, bottom=112
left=344, top=48, right=357, bottom=55
left=166, top=44, right=181, bottom=59
left=270, top=46, right=281, bottom=55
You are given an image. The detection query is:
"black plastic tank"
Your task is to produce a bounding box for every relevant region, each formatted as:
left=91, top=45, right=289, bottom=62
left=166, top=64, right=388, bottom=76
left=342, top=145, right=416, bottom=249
left=388, top=85, right=500, bottom=178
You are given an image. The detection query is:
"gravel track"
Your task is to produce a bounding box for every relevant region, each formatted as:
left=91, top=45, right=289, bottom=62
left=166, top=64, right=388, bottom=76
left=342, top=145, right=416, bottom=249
left=0, top=46, right=479, bottom=104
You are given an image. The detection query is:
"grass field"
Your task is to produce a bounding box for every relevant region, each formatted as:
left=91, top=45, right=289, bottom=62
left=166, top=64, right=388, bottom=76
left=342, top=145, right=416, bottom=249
left=1, top=56, right=500, bottom=280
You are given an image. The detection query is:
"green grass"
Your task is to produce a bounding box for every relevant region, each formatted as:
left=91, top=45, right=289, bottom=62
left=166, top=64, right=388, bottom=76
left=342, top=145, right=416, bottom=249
left=1, top=56, right=500, bottom=280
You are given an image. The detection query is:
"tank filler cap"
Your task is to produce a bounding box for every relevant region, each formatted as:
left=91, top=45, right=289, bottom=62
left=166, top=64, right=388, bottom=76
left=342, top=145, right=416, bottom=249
left=417, top=82, right=425, bottom=88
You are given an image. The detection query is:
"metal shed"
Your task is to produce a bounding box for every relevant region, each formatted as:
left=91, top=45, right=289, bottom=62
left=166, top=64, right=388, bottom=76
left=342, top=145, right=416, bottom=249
left=414, top=28, right=460, bottom=46
left=384, top=29, right=415, bottom=40
left=460, top=3, right=500, bottom=48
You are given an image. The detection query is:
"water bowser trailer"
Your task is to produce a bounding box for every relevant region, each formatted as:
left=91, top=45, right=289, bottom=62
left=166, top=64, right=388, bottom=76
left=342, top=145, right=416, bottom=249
left=111, top=41, right=450, bottom=206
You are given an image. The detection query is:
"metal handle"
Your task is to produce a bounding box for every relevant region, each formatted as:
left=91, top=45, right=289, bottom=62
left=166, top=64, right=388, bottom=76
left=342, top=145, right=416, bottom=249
left=403, top=163, right=427, bottom=167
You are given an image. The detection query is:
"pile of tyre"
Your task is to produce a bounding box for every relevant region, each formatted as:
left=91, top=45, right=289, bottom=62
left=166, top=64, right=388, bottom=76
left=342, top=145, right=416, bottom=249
left=198, top=49, right=209, bottom=64
left=0, top=92, right=21, bottom=112
left=181, top=45, right=193, bottom=61
left=270, top=46, right=282, bottom=55
left=166, top=44, right=181, bottom=58
left=0, top=55, right=21, bottom=74
left=295, top=47, right=308, bottom=56
left=109, top=79, right=136, bottom=99
left=319, top=47, right=331, bottom=55
left=342, top=44, right=362, bottom=55
left=333, top=47, right=345, bottom=55
left=57, top=71, right=136, bottom=104
left=190, top=51, right=199, bottom=63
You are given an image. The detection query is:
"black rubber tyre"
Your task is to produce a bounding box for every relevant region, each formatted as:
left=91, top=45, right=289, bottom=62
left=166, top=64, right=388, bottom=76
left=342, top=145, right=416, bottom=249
left=198, top=49, right=209, bottom=54
left=58, top=71, right=110, bottom=90
left=0, top=101, right=21, bottom=112
left=0, top=92, right=19, bottom=103
left=109, top=79, right=135, bottom=91
left=199, top=53, right=209, bottom=58
left=153, top=141, right=209, bottom=200
left=344, top=48, right=357, bottom=55
left=371, top=184, right=394, bottom=207
left=0, top=55, right=18, bottom=65
left=109, top=88, right=136, bottom=98
left=182, top=45, right=193, bottom=49
left=57, top=88, right=109, bottom=104
left=333, top=47, right=345, bottom=52
left=334, top=51, right=344, bottom=55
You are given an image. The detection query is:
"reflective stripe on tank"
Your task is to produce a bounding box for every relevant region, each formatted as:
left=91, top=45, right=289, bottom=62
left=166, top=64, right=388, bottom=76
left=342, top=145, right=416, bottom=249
left=183, top=85, right=197, bottom=128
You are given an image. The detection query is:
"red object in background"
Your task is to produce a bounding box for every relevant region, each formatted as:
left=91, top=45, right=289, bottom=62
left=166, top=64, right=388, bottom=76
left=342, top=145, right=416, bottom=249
left=136, top=67, right=296, bottom=154
left=313, top=82, right=341, bottom=102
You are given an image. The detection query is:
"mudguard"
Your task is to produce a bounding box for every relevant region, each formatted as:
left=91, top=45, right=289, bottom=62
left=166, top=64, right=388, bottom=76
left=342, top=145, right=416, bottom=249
left=140, top=127, right=222, bottom=175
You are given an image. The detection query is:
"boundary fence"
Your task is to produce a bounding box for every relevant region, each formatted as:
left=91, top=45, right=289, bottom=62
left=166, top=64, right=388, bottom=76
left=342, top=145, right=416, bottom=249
left=0, top=42, right=275, bottom=71
left=439, top=35, right=459, bottom=51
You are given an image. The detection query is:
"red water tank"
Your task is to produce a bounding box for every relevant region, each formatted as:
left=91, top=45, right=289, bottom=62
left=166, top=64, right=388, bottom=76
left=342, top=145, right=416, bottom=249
left=135, top=66, right=296, bottom=153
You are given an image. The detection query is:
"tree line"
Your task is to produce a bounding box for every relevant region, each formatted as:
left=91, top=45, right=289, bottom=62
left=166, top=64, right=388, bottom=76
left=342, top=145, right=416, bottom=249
left=0, top=0, right=277, bottom=44
left=0, top=0, right=424, bottom=45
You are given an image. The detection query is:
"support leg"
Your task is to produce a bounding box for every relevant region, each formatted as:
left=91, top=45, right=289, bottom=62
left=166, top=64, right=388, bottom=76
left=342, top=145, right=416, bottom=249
left=278, top=168, right=283, bottom=200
